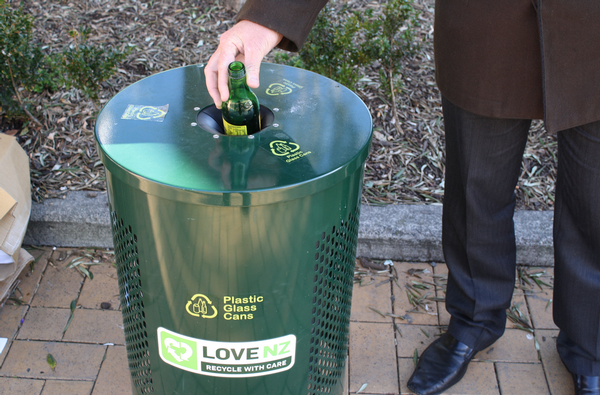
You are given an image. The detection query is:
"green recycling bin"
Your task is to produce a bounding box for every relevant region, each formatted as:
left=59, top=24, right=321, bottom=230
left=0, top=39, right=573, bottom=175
left=95, top=63, right=372, bottom=395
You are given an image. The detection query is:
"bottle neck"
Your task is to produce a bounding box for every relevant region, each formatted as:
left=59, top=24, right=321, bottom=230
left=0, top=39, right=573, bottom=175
left=227, top=61, right=248, bottom=92
left=228, top=75, right=248, bottom=92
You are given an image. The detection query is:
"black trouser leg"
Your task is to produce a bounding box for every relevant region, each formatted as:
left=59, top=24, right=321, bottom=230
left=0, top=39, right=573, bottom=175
left=554, top=121, right=600, bottom=376
left=441, top=96, right=531, bottom=350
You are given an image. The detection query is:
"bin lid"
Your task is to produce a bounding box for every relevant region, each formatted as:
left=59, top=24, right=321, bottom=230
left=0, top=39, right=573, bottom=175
left=95, top=63, right=372, bottom=205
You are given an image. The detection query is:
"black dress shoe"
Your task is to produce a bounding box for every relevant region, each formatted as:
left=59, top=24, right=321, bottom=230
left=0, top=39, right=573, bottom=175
left=407, top=333, right=477, bottom=395
left=571, top=373, right=600, bottom=395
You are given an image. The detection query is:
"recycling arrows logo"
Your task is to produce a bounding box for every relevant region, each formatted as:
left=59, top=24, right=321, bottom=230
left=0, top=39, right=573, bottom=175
left=266, top=83, right=293, bottom=96
left=135, top=106, right=167, bottom=120
left=159, top=331, right=198, bottom=370
left=270, top=140, right=300, bottom=156
left=165, top=338, right=193, bottom=363
left=185, top=294, right=218, bottom=318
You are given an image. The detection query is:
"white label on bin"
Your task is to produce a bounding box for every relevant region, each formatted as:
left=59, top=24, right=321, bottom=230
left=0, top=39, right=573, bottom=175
left=157, top=327, right=296, bottom=377
left=121, top=104, right=168, bottom=122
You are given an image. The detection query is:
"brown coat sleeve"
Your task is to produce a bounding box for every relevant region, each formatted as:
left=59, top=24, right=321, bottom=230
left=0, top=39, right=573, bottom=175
left=435, top=0, right=600, bottom=132
left=237, top=0, right=329, bottom=52
left=434, top=0, right=544, bottom=122
left=539, top=0, right=600, bottom=132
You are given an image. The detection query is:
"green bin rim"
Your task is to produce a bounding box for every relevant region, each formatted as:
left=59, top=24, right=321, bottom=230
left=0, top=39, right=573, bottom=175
left=95, top=63, right=373, bottom=206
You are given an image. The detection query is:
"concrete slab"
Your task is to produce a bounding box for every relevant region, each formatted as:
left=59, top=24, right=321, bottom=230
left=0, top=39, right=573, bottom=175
left=10, top=248, right=49, bottom=305
left=0, top=305, right=27, bottom=340
left=506, top=294, right=531, bottom=330
left=77, top=264, right=120, bottom=311
left=350, top=273, right=394, bottom=323
left=358, top=204, right=553, bottom=266
left=17, top=307, right=71, bottom=342
left=25, top=192, right=113, bottom=248
left=349, top=322, right=399, bottom=394
left=63, top=309, right=126, bottom=345
left=0, top=244, right=572, bottom=395
left=398, top=358, right=416, bottom=395
left=0, top=340, right=105, bottom=380
left=496, top=362, right=549, bottom=395
left=92, top=346, right=132, bottom=395
left=399, top=358, right=501, bottom=395
left=358, top=204, right=444, bottom=263
left=0, top=377, right=44, bottom=394
left=25, top=192, right=555, bottom=266
left=536, top=329, right=573, bottom=395
left=395, top=324, right=442, bottom=358
left=527, top=291, right=557, bottom=330
left=432, top=263, right=451, bottom=327
left=478, top=328, right=538, bottom=363
left=41, top=380, right=95, bottom=395
left=441, top=361, right=499, bottom=394
left=30, top=254, right=84, bottom=309
left=392, top=262, right=439, bottom=326
left=0, top=304, right=28, bottom=366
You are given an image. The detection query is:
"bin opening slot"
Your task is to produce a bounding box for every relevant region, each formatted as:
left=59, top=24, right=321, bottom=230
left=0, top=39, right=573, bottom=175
left=197, top=105, right=274, bottom=135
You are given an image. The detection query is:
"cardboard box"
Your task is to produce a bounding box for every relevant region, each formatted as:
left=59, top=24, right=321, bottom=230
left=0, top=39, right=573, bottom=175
left=0, top=134, right=33, bottom=301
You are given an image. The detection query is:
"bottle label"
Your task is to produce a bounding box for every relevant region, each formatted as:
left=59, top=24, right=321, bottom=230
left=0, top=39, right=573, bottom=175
left=222, top=118, right=248, bottom=136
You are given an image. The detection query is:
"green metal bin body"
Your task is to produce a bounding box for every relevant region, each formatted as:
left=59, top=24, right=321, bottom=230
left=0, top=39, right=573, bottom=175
left=95, top=63, right=372, bottom=395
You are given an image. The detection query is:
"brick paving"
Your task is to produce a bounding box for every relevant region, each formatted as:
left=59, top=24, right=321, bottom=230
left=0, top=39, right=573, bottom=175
left=0, top=247, right=572, bottom=394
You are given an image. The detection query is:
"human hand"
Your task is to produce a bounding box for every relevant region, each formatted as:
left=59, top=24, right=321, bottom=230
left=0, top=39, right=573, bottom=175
left=204, top=20, right=283, bottom=108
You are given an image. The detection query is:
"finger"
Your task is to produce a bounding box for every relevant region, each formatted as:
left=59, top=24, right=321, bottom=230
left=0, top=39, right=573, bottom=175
left=243, top=49, right=263, bottom=89
left=216, top=32, right=246, bottom=103
left=217, top=54, right=233, bottom=105
left=205, top=33, right=241, bottom=107
left=204, top=51, right=224, bottom=108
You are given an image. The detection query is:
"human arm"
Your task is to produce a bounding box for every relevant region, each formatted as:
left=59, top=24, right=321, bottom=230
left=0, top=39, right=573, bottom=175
left=204, top=20, right=282, bottom=108
left=204, top=0, right=329, bottom=107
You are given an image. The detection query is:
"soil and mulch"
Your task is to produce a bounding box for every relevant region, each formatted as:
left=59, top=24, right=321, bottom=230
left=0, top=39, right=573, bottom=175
left=3, top=0, right=557, bottom=210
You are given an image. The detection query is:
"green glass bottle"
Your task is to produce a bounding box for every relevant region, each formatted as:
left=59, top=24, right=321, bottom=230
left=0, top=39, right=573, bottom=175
left=221, top=61, right=261, bottom=136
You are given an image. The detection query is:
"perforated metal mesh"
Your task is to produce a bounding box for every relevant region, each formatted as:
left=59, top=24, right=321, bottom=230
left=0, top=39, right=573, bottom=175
left=111, top=209, right=154, bottom=394
left=307, top=208, right=360, bottom=394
